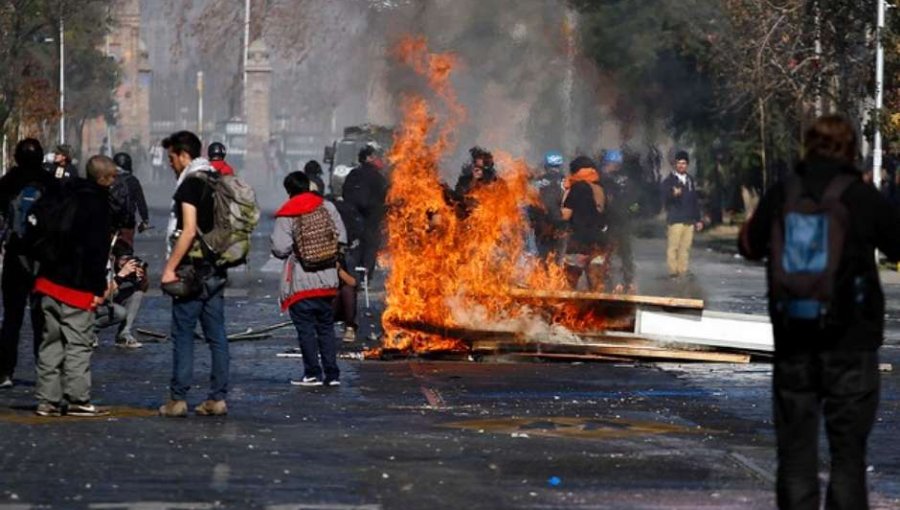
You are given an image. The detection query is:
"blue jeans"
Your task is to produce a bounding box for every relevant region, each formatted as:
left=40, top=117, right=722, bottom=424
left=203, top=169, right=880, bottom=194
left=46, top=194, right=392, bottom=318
left=170, top=278, right=228, bottom=401
left=289, top=297, right=339, bottom=381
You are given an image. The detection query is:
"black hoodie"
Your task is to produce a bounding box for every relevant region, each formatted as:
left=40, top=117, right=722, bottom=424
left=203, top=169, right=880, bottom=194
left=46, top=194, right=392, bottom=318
left=739, top=157, right=900, bottom=353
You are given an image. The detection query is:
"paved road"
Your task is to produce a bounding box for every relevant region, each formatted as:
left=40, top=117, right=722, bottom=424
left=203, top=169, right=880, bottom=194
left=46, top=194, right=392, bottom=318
left=0, top=217, right=898, bottom=509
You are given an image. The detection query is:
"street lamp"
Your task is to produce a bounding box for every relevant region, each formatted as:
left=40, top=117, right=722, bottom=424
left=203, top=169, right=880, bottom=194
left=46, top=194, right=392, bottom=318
left=58, top=12, right=65, bottom=145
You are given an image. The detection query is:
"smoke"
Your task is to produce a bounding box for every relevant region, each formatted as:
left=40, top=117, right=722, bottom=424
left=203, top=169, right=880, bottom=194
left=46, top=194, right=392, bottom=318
left=141, top=0, right=624, bottom=205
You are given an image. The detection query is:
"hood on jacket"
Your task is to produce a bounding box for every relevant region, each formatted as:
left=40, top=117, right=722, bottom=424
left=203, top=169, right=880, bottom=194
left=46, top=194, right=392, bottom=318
left=275, top=192, right=324, bottom=217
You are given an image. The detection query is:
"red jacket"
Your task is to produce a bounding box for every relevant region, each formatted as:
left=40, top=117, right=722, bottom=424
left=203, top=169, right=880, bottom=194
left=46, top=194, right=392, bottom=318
left=210, top=159, right=235, bottom=176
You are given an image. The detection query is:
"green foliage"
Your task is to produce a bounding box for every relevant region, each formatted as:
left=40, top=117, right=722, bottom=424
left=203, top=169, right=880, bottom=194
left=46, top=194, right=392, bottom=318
left=0, top=0, right=118, bottom=143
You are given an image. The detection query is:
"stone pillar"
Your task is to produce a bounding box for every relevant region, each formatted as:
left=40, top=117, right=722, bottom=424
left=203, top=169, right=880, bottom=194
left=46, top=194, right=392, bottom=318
left=245, top=39, right=272, bottom=183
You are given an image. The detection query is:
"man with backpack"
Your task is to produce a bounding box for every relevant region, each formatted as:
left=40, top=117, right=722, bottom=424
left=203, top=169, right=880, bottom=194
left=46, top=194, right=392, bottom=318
left=111, top=152, right=150, bottom=248
left=158, top=131, right=254, bottom=418
left=272, top=171, right=347, bottom=387
left=739, top=115, right=900, bottom=509
left=0, top=139, right=56, bottom=388
left=561, top=156, right=608, bottom=291
left=32, top=155, right=118, bottom=417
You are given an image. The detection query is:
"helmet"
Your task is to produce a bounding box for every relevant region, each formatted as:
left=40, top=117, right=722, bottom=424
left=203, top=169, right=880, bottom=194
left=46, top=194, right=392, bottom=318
left=543, top=151, right=564, bottom=168
left=208, top=142, right=227, bottom=161
left=113, top=152, right=133, bottom=172
left=602, top=149, right=624, bottom=164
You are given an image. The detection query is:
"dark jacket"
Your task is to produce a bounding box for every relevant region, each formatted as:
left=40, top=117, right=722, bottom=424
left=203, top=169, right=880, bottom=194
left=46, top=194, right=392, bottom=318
left=36, top=179, right=112, bottom=298
left=120, top=169, right=149, bottom=226
left=342, top=162, right=388, bottom=232
left=661, top=172, right=701, bottom=224
left=529, top=171, right=565, bottom=238
left=0, top=165, right=58, bottom=252
left=739, top=157, right=900, bottom=353
left=602, top=171, right=639, bottom=228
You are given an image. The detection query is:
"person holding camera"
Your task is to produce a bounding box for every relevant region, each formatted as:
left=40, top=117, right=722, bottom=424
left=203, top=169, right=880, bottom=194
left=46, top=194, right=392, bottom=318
left=94, top=243, right=148, bottom=349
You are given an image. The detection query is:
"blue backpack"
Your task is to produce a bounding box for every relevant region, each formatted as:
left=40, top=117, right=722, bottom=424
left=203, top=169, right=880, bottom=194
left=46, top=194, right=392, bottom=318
left=5, top=183, right=44, bottom=242
left=769, top=174, right=855, bottom=323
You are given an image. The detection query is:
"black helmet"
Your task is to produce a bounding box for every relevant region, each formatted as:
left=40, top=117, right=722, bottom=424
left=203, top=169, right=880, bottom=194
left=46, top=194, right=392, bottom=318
left=208, top=142, right=227, bottom=161
left=113, top=152, right=132, bottom=172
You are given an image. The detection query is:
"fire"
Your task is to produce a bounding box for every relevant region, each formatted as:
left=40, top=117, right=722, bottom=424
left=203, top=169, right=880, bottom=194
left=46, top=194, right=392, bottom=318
left=380, top=36, right=612, bottom=353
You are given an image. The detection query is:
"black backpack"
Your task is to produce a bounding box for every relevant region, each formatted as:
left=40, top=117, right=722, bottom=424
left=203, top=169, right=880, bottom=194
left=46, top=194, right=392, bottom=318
left=23, top=187, right=81, bottom=271
left=769, top=174, right=855, bottom=323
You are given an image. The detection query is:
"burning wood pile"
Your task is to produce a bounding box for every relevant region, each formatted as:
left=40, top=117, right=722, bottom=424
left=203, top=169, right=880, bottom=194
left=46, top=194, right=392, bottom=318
left=372, top=37, right=768, bottom=364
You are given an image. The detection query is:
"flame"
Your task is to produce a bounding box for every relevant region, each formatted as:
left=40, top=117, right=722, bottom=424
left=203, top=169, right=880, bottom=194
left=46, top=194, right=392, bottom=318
left=380, top=36, right=612, bottom=353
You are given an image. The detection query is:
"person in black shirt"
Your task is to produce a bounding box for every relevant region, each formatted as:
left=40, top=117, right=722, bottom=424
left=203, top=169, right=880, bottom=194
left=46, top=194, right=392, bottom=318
left=739, top=115, right=900, bottom=509
left=0, top=139, right=56, bottom=388
left=159, top=130, right=228, bottom=418
left=561, top=156, right=608, bottom=291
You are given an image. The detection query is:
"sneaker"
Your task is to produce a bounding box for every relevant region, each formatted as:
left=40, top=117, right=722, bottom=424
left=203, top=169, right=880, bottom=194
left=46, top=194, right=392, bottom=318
left=194, top=399, right=228, bottom=416
left=0, top=376, right=12, bottom=389
left=67, top=402, right=110, bottom=417
left=115, top=335, right=143, bottom=349
left=342, top=326, right=357, bottom=343
left=323, top=378, right=341, bottom=387
left=158, top=399, right=188, bottom=418
left=90, top=334, right=99, bottom=349
left=290, top=376, right=322, bottom=387
left=35, top=402, right=62, bottom=417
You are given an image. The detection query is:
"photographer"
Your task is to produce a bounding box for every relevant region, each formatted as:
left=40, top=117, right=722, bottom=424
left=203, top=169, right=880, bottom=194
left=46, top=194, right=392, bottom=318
left=94, top=245, right=148, bottom=349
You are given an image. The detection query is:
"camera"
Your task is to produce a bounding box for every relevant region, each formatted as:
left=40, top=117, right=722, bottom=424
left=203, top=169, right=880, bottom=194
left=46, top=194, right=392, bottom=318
left=117, top=256, right=148, bottom=284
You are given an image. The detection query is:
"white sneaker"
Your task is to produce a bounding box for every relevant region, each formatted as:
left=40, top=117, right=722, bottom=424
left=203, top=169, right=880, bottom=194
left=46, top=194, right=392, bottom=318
left=0, top=376, right=13, bottom=389
left=290, top=376, right=322, bottom=387
left=342, top=326, right=356, bottom=343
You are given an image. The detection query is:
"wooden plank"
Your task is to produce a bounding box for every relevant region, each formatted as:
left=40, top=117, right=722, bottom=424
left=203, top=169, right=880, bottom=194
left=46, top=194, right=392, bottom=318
left=470, top=338, right=750, bottom=363
left=505, top=352, right=635, bottom=362
left=585, top=346, right=750, bottom=363
left=508, top=288, right=704, bottom=310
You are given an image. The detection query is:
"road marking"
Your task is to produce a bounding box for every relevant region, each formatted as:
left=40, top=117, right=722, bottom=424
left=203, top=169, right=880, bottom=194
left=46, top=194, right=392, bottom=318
left=728, top=451, right=775, bottom=484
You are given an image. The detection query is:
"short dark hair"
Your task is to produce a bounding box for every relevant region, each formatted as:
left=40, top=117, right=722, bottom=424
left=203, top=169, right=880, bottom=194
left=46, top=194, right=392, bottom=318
left=304, top=160, right=322, bottom=177
left=674, top=150, right=690, bottom=163
left=358, top=145, right=377, bottom=164
left=283, top=171, right=310, bottom=197
left=162, top=130, right=202, bottom=159
left=14, top=138, right=43, bottom=168
left=804, top=115, right=858, bottom=165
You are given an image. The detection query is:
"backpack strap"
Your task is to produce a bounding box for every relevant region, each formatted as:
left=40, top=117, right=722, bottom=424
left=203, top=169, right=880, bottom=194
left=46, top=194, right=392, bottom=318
left=821, top=174, right=856, bottom=204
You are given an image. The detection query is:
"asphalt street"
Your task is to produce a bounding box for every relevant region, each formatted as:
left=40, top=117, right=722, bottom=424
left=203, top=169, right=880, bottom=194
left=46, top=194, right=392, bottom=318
left=0, top=210, right=898, bottom=509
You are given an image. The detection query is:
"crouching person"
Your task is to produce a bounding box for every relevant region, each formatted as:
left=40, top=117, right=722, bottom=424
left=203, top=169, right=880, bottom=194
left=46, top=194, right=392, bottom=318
left=271, top=172, right=347, bottom=387
left=33, top=155, right=117, bottom=417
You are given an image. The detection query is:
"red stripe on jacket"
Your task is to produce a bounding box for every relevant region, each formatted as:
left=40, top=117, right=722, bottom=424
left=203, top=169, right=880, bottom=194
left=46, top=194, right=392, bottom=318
left=34, top=277, right=97, bottom=311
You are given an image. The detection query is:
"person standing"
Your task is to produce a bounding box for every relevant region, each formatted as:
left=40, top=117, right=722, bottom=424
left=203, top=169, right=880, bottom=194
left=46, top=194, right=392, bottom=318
left=44, top=144, right=78, bottom=180
left=158, top=131, right=229, bottom=418
left=271, top=171, right=347, bottom=386
left=342, top=145, right=388, bottom=276
left=600, top=149, right=638, bottom=293
left=739, top=115, right=900, bottom=509
left=111, top=152, right=150, bottom=248
left=0, top=139, right=56, bottom=388
left=528, top=151, right=566, bottom=263
left=561, top=156, right=608, bottom=291
left=32, top=155, right=117, bottom=417
left=661, top=151, right=703, bottom=277
left=207, top=142, right=235, bottom=176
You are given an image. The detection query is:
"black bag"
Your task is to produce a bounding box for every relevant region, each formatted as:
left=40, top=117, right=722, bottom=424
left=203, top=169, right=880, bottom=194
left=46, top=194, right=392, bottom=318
left=22, top=186, right=79, bottom=270
left=769, top=174, right=855, bottom=323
